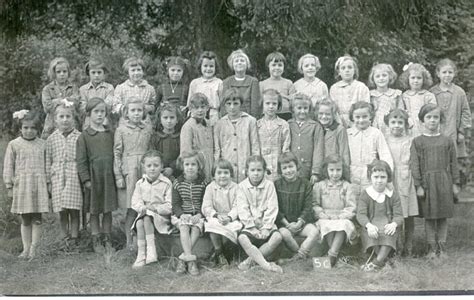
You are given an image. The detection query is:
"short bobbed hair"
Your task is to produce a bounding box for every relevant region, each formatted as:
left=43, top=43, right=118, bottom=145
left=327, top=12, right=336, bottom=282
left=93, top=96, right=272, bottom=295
left=349, top=101, right=374, bottom=122
left=368, top=63, right=397, bottom=89
left=334, top=55, right=359, bottom=80
left=47, top=57, right=70, bottom=81
left=297, top=54, right=321, bottom=74
left=227, top=49, right=251, bottom=71
left=367, top=159, right=392, bottom=183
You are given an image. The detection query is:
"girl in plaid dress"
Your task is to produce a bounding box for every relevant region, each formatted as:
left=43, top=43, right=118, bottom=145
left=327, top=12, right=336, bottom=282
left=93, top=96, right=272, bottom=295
left=368, top=64, right=403, bottom=136
left=46, top=101, right=83, bottom=248
left=3, top=110, right=50, bottom=259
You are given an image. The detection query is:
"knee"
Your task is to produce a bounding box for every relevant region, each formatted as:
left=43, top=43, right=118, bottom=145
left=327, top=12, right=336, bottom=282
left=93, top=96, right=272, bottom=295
left=21, top=214, right=32, bottom=226
left=279, top=227, right=292, bottom=240
left=306, top=225, right=320, bottom=239
left=238, top=234, right=249, bottom=245
left=271, top=231, right=282, bottom=243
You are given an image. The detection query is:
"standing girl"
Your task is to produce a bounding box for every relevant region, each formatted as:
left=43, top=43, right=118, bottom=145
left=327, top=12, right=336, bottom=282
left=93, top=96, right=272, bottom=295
left=46, top=101, right=83, bottom=248
left=259, top=52, right=293, bottom=120
left=172, top=151, right=208, bottom=276
left=329, top=55, right=370, bottom=128
left=398, top=62, right=436, bottom=137
left=79, top=58, right=115, bottom=130
left=214, top=88, right=260, bottom=183
left=201, top=159, right=243, bottom=267
left=149, top=103, right=183, bottom=180
left=314, top=99, right=350, bottom=181
left=357, top=160, right=403, bottom=271
left=114, top=97, right=152, bottom=250
left=76, top=98, right=118, bottom=252
left=368, top=63, right=403, bottom=136
left=274, top=152, right=319, bottom=262
left=188, top=51, right=223, bottom=126
left=180, top=93, right=214, bottom=181
left=131, top=150, right=173, bottom=268
left=41, top=57, right=80, bottom=139
left=313, top=154, right=357, bottom=267
left=113, top=57, right=156, bottom=123
left=4, top=110, right=50, bottom=259
left=410, top=103, right=459, bottom=258
left=287, top=93, right=325, bottom=184
left=257, top=89, right=290, bottom=181
left=290, top=53, right=329, bottom=107
left=384, top=109, right=418, bottom=256
left=347, top=101, right=393, bottom=190
left=222, top=49, right=260, bottom=118
left=237, top=155, right=283, bottom=273
left=430, top=58, right=472, bottom=187
left=157, top=56, right=189, bottom=113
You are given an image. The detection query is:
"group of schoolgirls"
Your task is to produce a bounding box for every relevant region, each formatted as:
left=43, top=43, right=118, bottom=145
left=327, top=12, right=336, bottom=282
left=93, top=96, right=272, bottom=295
left=3, top=48, right=470, bottom=275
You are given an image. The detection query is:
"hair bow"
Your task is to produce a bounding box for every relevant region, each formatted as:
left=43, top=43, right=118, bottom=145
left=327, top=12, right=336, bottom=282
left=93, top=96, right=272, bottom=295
left=62, top=98, right=74, bottom=107
left=402, top=62, right=413, bottom=72
left=13, top=109, right=29, bottom=120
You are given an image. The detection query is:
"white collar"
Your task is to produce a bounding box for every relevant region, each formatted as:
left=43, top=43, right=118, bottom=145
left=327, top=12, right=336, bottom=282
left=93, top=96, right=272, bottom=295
left=366, top=186, right=393, bottom=203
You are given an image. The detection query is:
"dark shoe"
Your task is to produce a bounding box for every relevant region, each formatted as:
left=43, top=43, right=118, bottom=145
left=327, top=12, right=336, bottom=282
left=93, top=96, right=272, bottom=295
left=176, top=259, right=186, bottom=274
left=187, top=261, right=200, bottom=276
left=329, top=255, right=337, bottom=267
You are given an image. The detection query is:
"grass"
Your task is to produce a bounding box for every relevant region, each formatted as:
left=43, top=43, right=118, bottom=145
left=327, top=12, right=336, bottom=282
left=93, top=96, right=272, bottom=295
left=1, top=137, right=474, bottom=295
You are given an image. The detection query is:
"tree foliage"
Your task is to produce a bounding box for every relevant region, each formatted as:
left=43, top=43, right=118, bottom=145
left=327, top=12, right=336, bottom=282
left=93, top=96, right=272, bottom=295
left=0, top=0, right=473, bottom=135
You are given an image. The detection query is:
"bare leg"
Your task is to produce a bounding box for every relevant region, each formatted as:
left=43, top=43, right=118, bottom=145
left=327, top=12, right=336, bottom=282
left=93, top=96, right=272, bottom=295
left=375, top=245, right=392, bottom=265
left=59, top=211, right=69, bottom=238
left=238, top=234, right=272, bottom=269
left=69, top=209, right=80, bottom=238
left=328, top=231, right=346, bottom=257
left=210, top=233, right=223, bottom=252
left=299, top=224, right=319, bottom=256
left=259, top=231, right=283, bottom=258
left=90, top=214, right=100, bottom=235
left=190, top=227, right=201, bottom=250
left=102, top=212, right=112, bottom=234
left=279, top=227, right=299, bottom=253
left=19, top=214, right=32, bottom=258
left=179, top=225, right=192, bottom=256
left=125, top=208, right=137, bottom=248
left=136, top=219, right=145, bottom=240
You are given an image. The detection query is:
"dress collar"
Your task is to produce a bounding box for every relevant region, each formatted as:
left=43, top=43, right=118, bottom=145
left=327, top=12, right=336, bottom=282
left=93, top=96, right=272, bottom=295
left=370, top=88, right=397, bottom=97
left=333, top=80, right=354, bottom=88
left=422, top=132, right=441, bottom=137
left=155, top=130, right=179, bottom=138
left=242, top=178, right=266, bottom=189
left=404, top=89, right=428, bottom=96
left=125, top=120, right=146, bottom=129
left=326, top=179, right=343, bottom=188
left=125, top=79, right=148, bottom=87
left=85, top=126, right=110, bottom=135
left=85, top=81, right=107, bottom=90
left=366, top=185, right=393, bottom=203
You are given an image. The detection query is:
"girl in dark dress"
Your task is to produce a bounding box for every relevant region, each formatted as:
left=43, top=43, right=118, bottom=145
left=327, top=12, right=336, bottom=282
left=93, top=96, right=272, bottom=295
left=77, top=97, right=118, bottom=252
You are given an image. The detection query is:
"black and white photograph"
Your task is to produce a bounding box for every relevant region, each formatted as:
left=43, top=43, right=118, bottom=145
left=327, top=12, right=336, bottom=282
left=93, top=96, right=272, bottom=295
left=0, top=0, right=473, bottom=296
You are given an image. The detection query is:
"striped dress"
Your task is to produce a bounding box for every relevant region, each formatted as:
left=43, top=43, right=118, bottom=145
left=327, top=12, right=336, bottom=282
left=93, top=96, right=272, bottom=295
left=171, top=175, right=207, bottom=232
left=46, top=129, right=83, bottom=212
